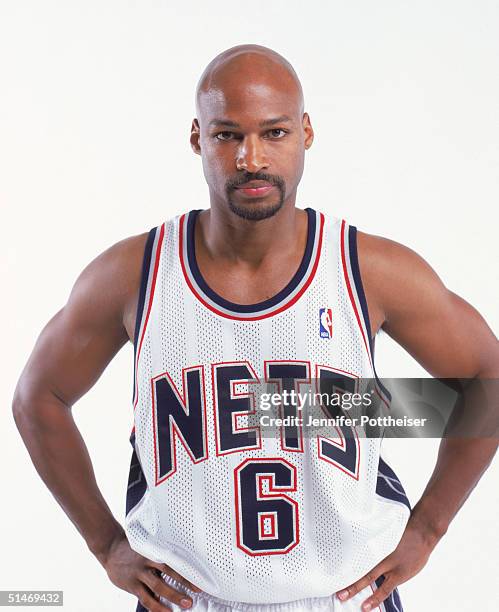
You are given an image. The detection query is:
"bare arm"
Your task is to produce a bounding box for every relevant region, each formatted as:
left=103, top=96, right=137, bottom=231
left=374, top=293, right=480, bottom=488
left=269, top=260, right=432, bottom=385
left=12, top=237, right=135, bottom=557
left=337, top=234, right=499, bottom=611
left=12, top=234, right=200, bottom=611
left=364, top=234, right=499, bottom=537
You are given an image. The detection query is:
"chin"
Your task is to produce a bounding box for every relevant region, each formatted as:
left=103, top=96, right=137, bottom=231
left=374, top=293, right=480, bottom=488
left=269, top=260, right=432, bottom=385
left=228, top=198, right=284, bottom=221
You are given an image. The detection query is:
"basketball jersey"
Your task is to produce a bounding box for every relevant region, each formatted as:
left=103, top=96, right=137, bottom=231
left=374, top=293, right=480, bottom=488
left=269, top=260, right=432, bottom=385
left=125, top=208, right=411, bottom=605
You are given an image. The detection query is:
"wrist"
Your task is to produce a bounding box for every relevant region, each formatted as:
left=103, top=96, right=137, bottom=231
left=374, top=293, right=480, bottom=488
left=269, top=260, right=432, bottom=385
left=87, top=520, right=126, bottom=566
left=408, top=501, right=449, bottom=550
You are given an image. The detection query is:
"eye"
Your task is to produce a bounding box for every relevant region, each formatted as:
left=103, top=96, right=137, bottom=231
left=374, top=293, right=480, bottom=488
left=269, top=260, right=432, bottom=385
left=215, top=131, right=236, bottom=141
left=265, top=128, right=287, bottom=139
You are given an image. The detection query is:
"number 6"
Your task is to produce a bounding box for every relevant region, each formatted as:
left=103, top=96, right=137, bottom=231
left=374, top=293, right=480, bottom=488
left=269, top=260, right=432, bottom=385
left=234, top=458, right=299, bottom=555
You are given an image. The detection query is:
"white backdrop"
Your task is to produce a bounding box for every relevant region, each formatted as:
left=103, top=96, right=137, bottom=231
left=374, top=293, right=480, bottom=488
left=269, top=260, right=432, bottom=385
left=1, top=1, right=498, bottom=611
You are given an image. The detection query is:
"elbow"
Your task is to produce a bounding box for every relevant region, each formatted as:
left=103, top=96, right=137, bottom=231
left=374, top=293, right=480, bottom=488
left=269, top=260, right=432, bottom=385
left=12, top=383, right=31, bottom=430
left=11, top=377, right=45, bottom=432
left=12, top=378, right=72, bottom=437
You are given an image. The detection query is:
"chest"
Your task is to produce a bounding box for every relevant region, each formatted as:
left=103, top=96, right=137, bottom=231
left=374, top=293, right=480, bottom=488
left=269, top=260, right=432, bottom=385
left=196, top=251, right=306, bottom=305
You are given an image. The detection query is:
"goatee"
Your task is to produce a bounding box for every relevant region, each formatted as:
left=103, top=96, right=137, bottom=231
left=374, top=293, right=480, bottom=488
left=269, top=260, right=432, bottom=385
left=228, top=199, right=284, bottom=221
left=225, top=172, right=286, bottom=221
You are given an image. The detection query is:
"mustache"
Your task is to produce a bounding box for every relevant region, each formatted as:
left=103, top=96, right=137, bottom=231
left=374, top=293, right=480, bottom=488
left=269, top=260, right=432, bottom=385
left=225, top=171, right=285, bottom=191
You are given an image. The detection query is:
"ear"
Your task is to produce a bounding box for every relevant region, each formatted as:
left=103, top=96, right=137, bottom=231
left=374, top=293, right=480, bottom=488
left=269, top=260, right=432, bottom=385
left=302, top=113, right=314, bottom=150
left=190, top=118, right=201, bottom=155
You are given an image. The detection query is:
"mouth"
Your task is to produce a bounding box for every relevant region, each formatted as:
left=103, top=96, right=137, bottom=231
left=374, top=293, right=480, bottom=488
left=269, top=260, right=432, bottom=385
left=234, top=180, right=275, bottom=198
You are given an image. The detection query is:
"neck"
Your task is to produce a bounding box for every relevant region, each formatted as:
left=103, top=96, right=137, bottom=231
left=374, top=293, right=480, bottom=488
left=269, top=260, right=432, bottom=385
left=197, top=198, right=306, bottom=268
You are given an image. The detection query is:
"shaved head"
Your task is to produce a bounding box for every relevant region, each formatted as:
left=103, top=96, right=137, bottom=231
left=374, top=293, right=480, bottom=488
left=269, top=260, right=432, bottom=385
left=196, top=44, right=304, bottom=119
left=191, top=44, right=313, bottom=221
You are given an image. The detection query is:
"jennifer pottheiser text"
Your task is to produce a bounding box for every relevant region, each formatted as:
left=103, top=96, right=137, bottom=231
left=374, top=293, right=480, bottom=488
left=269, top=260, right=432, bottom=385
left=259, top=414, right=429, bottom=428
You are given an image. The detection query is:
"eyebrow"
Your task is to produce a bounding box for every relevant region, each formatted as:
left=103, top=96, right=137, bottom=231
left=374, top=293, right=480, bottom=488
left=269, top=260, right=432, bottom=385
left=208, top=115, right=293, bottom=129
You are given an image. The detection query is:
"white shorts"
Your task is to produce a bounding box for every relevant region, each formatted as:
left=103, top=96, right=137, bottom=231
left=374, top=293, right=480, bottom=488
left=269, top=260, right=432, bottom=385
left=135, top=572, right=403, bottom=611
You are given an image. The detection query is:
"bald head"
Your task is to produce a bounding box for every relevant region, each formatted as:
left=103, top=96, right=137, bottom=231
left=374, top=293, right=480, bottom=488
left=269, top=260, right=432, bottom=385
left=190, top=44, right=314, bottom=220
left=195, top=44, right=304, bottom=118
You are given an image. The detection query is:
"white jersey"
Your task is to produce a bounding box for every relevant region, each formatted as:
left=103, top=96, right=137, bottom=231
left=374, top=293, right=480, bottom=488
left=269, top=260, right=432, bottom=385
left=125, top=208, right=411, bottom=605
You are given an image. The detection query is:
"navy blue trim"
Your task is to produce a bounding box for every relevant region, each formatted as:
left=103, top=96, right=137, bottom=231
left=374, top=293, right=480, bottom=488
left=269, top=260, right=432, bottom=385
left=185, top=208, right=316, bottom=314
left=133, top=227, right=157, bottom=349
left=348, top=226, right=392, bottom=402
left=136, top=602, right=147, bottom=612
left=375, top=575, right=404, bottom=611
left=376, top=456, right=411, bottom=511
left=126, top=430, right=148, bottom=516
left=132, top=227, right=157, bottom=401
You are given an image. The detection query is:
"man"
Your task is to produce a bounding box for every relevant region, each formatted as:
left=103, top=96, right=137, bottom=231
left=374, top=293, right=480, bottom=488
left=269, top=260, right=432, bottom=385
left=12, top=44, right=498, bottom=612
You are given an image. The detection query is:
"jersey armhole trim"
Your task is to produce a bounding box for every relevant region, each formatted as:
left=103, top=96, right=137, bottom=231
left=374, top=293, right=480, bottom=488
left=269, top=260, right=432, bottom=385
left=341, top=222, right=392, bottom=403
left=132, top=224, right=165, bottom=410
left=133, top=227, right=158, bottom=349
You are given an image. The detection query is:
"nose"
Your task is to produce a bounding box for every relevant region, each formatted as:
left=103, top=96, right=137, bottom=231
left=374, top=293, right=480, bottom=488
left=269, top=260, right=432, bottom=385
left=236, top=135, right=270, bottom=173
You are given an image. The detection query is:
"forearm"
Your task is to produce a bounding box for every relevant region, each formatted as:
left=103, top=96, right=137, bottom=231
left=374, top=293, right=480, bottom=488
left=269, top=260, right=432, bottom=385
left=409, top=436, right=497, bottom=546
left=12, top=391, right=124, bottom=562
left=407, top=364, right=499, bottom=544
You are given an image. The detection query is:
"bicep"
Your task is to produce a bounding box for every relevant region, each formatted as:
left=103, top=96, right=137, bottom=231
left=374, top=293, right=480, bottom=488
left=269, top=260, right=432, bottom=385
left=15, top=248, right=131, bottom=408
left=371, top=239, right=498, bottom=377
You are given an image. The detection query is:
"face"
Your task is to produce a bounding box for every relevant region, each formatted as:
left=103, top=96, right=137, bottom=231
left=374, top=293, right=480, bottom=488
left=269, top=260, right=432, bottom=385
left=191, top=74, right=314, bottom=221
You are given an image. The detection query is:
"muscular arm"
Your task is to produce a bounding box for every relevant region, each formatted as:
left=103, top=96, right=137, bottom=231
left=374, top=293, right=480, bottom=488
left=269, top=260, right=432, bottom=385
left=360, top=233, right=498, bottom=535
left=12, top=233, right=201, bottom=610
left=12, top=233, right=146, bottom=559
left=337, top=233, right=499, bottom=610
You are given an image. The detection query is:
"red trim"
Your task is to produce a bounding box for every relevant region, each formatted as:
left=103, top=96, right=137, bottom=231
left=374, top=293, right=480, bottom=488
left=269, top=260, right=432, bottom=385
left=151, top=365, right=208, bottom=485
left=340, top=219, right=390, bottom=409
left=314, top=364, right=361, bottom=481
left=264, top=360, right=311, bottom=454
left=179, top=212, right=325, bottom=321
left=211, top=361, right=262, bottom=457
left=339, top=222, right=390, bottom=410
left=340, top=219, right=373, bottom=365
left=259, top=512, right=277, bottom=539
left=133, top=223, right=165, bottom=412
left=234, top=457, right=299, bottom=556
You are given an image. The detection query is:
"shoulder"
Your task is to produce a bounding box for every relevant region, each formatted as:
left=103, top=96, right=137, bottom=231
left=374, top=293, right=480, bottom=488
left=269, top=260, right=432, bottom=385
left=356, top=229, right=445, bottom=292
left=355, top=229, right=447, bottom=331
left=74, top=231, right=150, bottom=298
left=355, top=228, right=498, bottom=377
left=67, top=231, right=151, bottom=340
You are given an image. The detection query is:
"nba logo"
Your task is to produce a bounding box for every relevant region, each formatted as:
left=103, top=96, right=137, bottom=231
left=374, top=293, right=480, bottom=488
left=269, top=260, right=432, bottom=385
left=319, top=308, right=333, bottom=339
